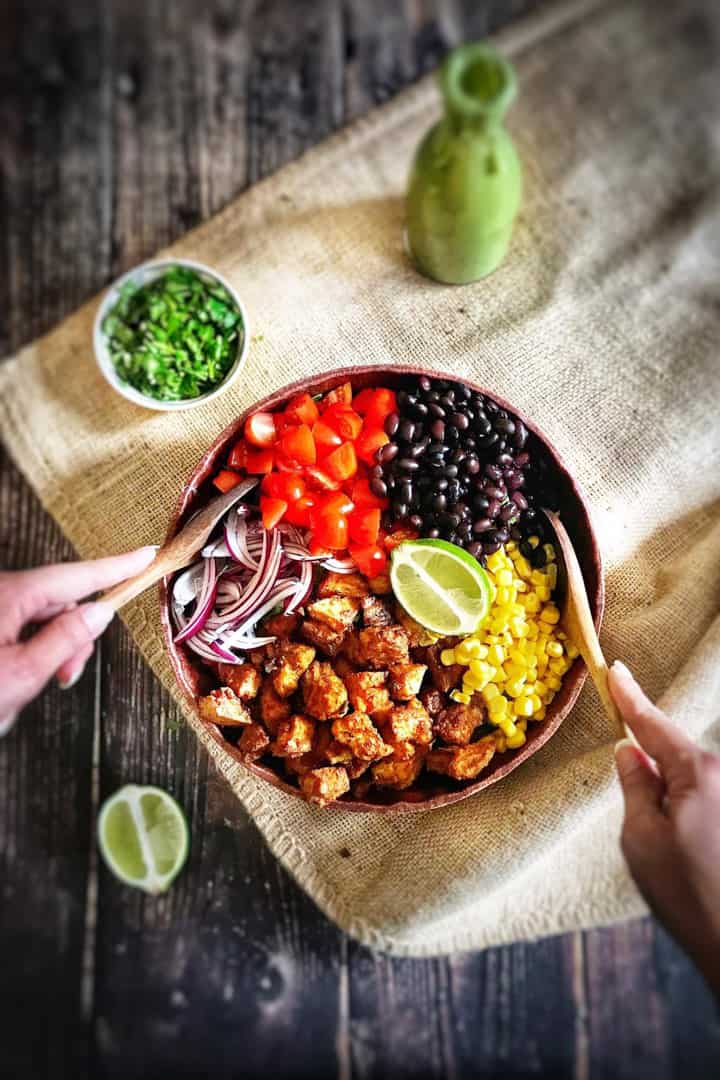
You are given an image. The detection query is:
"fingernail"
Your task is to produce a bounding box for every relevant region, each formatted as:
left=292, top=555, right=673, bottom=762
left=134, top=545, right=159, bottom=563
left=614, top=737, right=634, bottom=757
left=58, top=662, right=86, bottom=690
left=80, top=600, right=115, bottom=637
left=611, top=660, right=632, bottom=679
left=0, top=713, right=18, bottom=738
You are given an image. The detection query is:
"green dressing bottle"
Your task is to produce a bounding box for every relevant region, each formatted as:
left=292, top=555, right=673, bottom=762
left=406, top=43, right=522, bottom=285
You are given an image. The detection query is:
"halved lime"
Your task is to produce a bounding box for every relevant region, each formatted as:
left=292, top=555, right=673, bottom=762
left=97, top=784, right=189, bottom=895
left=390, top=539, right=493, bottom=637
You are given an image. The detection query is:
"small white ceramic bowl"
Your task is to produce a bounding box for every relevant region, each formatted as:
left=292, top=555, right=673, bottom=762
left=93, top=258, right=249, bottom=412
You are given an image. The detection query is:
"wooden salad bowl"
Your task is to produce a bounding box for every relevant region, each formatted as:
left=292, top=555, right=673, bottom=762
left=159, top=366, right=603, bottom=812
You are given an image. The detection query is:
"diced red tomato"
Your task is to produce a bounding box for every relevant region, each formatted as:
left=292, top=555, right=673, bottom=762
left=324, top=404, right=363, bottom=441
left=312, top=419, right=343, bottom=454
left=352, top=387, right=397, bottom=425
left=349, top=507, right=381, bottom=546
left=245, top=412, right=277, bottom=448
left=273, top=450, right=303, bottom=473
left=383, top=524, right=420, bottom=552
left=349, top=542, right=388, bottom=578
left=309, top=538, right=333, bottom=558
left=260, top=496, right=288, bottom=530
left=324, top=441, right=358, bottom=482
left=311, top=514, right=349, bottom=551
left=227, top=439, right=247, bottom=470
left=319, top=491, right=355, bottom=517
left=355, top=425, right=389, bottom=466
left=245, top=447, right=275, bottom=474
left=284, top=493, right=317, bottom=528
left=280, top=424, right=317, bottom=466
left=321, top=381, right=352, bottom=409
left=351, top=474, right=388, bottom=510
left=305, top=465, right=340, bottom=491
left=213, top=469, right=243, bottom=493
left=262, top=472, right=306, bottom=503
left=284, top=392, right=320, bottom=427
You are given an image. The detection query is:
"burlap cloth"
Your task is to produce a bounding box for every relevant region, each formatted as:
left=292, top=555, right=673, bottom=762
left=1, top=0, right=719, bottom=955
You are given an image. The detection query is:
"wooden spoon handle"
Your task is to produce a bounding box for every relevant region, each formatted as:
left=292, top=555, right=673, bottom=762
left=575, top=626, right=625, bottom=738
left=101, top=552, right=177, bottom=612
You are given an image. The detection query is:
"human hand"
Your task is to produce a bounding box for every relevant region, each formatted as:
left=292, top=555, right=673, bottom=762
left=610, top=660, right=720, bottom=997
left=0, top=546, right=157, bottom=736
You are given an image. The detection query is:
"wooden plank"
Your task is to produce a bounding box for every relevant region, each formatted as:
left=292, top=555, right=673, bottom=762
left=0, top=447, right=95, bottom=1078
left=347, top=935, right=578, bottom=1078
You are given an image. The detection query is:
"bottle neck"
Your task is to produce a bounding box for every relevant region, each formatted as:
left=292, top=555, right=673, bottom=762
left=440, top=43, right=516, bottom=132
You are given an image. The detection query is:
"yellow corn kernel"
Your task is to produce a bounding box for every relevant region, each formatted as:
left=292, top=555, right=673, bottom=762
left=546, top=563, right=558, bottom=590
left=510, top=618, right=528, bottom=638
left=534, top=680, right=548, bottom=696
left=540, top=604, right=560, bottom=624
left=543, top=543, right=556, bottom=562
left=505, top=677, right=526, bottom=698
left=535, top=586, right=550, bottom=602
left=546, top=641, right=564, bottom=657
left=496, top=568, right=514, bottom=587
left=441, top=648, right=456, bottom=666
left=526, top=622, right=540, bottom=640
left=531, top=569, right=549, bottom=586
left=565, top=641, right=579, bottom=659
left=482, top=684, right=501, bottom=703
left=513, top=696, right=535, bottom=717
left=494, top=733, right=508, bottom=752
left=545, top=674, right=562, bottom=691
left=528, top=535, right=540, bottom=549
left=507, top=646, right=527, bottom=665
left=523, top=592, right=542, bottom=613
left=462, top=674, right=482, bottom=693
left=506, top=729, right=527, bottom=749
left=485, top=550, right=506, bottom=573
left=534, top=705, right=547, bottom=720
left=515, top=579, right=528, bottom=593
left=522, top=682, right=536, bottom=696
left=496, top=587, right=512, bottom=606
left=450, top=689, right=470, bottom=704
left=499, top=717, right=518, bottom=737
left=529, top=694, right=543, bottom=713
left=516, top=718, right=528, bottom=732
left=514, top=556, right=533, bottom=580
left=487, top=644, right=505, bottom=666
left=488, top=696, right=509, bottom=718
left=491, top=666, right=508, bottom=683
left=501, top=631, right=514, bottom=646
left=549, top=657, right=570, bottom=676
left=506, top=540, right=517, bottom=553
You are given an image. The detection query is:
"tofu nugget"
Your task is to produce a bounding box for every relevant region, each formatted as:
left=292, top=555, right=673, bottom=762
left=433, top=703, right=486, bottom=746
left=388, top=663, right=427, bottom=701
left=383, top=698, right=432, bottom=745
left=300, top=766, right=350, bottom=807
left=332, top=711, right=392, bottom=762
left=339, top=630, right=364, bottom=665
left=273, top=714, right=316, bottom=757
left=283, top=726, right=332, bottom=776
left=238, top=722, right=271, bottom=761
left=306, top=596, right=360, bottom=633
left=371, top=746, right=426, bottom=789
left=218, top=662, right=262, bottom=701
left=302, top=661, right=348, bottom=721
left=358, top=626, right=409, bottom=669
left=345, top=671, right=392, bottom=715
left=300, top=620, right=346, bottom=657
left=198, top=687, right=252, bottom=727
left=262, top=612, right=300, bottom=639
left=361, top=595, right=393, bottom=627
left=317, top=572, right=370, bottom=599
left=420, top=687, right=444, bottom=716
left=426, top=735, right=496, bottom=780
left=259, top=680, right=292, bottom=735
left=272, top=642, right=316, bottom=698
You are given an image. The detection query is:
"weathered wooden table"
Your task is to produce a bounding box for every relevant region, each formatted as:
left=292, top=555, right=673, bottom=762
left=1, top=3, right=719, bottom=1077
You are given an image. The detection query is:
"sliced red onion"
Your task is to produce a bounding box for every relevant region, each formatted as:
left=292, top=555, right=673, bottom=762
left=202, top=538, right=231, bottom=558
left=286, top=558, right=313, bottom=613
left=174, top=558, right=218, bottom=643
left=320, top=556, right=356, bottom=573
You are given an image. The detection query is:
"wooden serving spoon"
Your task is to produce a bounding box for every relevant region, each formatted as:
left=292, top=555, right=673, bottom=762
left=100, top=480, right=258, bottom=611
left=542, top=509, right=626, bottom=738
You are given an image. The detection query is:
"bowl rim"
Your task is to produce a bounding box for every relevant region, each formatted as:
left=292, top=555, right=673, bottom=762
left=159, top=364, right=604, bottom=813
left=93, top=257, right=250, bottom=412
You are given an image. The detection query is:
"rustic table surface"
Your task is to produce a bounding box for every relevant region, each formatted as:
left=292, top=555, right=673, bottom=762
left=1, top=2, right=719, bottom=1077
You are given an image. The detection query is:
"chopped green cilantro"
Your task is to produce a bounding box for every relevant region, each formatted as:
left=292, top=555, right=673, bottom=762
left=103, top=266, right=243, bottom=401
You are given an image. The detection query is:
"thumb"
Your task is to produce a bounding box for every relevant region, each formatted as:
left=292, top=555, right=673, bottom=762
left=615, top=738, right=666, bottom=828
left=12, top=602, right=114, bottom=702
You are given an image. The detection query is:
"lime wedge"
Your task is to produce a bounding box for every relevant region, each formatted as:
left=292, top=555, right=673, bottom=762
left=390, top=539, right=493, bottom=637
left=98, top=785, right=189, bottom=895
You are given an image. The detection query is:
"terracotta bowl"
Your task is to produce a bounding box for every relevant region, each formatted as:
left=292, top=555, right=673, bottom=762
left=160, top=366, right=603, bottom=812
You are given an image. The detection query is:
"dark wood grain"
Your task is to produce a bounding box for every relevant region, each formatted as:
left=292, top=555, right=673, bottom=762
left=1, top=2, right=719, bottom=1079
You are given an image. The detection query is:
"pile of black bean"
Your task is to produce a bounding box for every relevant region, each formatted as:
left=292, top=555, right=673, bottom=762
left=369, top=376, right=557, bottom=563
